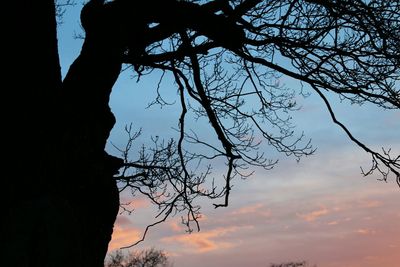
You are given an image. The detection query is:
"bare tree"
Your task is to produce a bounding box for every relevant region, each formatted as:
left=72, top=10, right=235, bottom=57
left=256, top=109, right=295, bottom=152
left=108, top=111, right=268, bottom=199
left=109, top=0, right=400, bottom=246
left=106, top=248, right=172, bottom=267
left=4, top=0, right=399, bottom=266
left=270, top=261, right=316, bottom=267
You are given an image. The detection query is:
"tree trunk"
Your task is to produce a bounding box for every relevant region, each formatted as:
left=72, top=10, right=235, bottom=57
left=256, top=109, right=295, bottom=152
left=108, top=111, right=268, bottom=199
left=3, top=1, right=121, bottom=266
left=58, top=13, right=123, bottom=266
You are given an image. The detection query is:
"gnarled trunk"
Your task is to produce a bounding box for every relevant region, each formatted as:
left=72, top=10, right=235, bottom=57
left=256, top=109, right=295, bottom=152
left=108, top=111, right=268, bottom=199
left=58, top=16, right=124, bottom=267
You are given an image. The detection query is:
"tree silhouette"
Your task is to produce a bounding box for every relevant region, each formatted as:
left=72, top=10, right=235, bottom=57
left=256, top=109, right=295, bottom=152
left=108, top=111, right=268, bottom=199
left=106, top=248, right=172, bottom=267
left=270, top=261, right=316, bottom=267
left=3, top=0, right=399, bottom=267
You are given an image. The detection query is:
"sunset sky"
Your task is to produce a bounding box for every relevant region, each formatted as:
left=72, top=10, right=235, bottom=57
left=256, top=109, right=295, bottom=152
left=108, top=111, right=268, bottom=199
left=58, top=3, right=400, bottom=267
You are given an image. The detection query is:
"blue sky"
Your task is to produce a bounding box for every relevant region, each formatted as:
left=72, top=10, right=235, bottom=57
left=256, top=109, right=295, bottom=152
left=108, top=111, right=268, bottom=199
left=57, top=3, right=400, bottom=266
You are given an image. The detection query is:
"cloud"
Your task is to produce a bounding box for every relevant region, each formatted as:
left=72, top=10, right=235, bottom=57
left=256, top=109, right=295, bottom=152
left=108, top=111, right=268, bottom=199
left=105, top=122, right=400, bottom=266
left=108, top=225, right=142, bottom=251
left=297, top=206, right=329, bottom=222
left=231, top=203, right=271, bottom=218
left=118, top=195, right=151, bottom=211
left=114, top=215, right=132, bottom=227
left=355, top=228, right=376, bottom=236
left=167, top=214, right=209, bottom=233
left=169, top=220, right=184, bottom=233
left=357, top=199, right=383, bottom=208
left=162, top=226, right=250, bottom=253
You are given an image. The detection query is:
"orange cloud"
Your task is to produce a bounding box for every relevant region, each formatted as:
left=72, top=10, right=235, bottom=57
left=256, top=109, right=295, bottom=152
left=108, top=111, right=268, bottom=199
left=162, top=226, right=246, bottom=253
left=169, top=220, right=184, bottom=232
left=358, top=199, right=383, bottom=208
left=231, top=203, right=271, bottom=217
left=108, top=225, right=142, bottom=251
left=168, top=215, right=209, bottom=233
left=118, top=196, right=151, bottom=212
left=114, top=215, right=132, bottom=227
left=355, top=228, right=376, bottom=235
left=297, top=206, right=329, bottom=222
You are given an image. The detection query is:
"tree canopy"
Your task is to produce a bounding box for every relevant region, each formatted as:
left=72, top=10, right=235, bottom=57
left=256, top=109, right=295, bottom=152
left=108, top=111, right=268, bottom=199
left=82, top=0, right=400, bottom=245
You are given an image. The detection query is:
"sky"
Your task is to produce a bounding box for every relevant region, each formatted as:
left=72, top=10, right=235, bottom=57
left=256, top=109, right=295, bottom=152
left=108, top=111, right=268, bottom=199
left=57, top=2, right=400, bottom=267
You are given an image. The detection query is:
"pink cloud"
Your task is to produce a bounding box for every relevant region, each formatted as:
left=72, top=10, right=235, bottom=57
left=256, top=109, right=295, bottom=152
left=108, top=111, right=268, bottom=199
left=169, top=220, right=184, bottom=233
left=162, top=226, right=249, bottom=253
left=108, top=225, right=142, bottom=251
left=357, top=199, right=383, bottom=208
left=106, top=138, right=400, bottom=267
left=167, top=215, right=209, bottom=233
left=297, top=206, right=329, bottom=222
left=118, top=195, right=151, bottom=212
left=355, top=228, right=376, bottom=236
left=231, top=203, right=271, bottom=217
left=114, top=215, right=132, bottom=227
